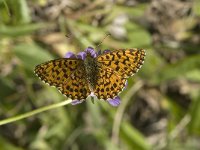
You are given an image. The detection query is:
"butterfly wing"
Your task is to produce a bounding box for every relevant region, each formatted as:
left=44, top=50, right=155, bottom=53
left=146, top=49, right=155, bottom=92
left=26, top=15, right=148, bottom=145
left=94, top=66, right=127, bottom=100
left=94, top=48, right=145, bottom=100
left=34, top=58, right=90, bottom=100
left=57, top=68, right=91, bottom=100
left=97, top=48, right=146, bottom=78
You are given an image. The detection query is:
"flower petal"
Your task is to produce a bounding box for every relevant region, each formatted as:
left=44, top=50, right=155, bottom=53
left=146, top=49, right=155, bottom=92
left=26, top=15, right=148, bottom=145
left=64, top=52, right=76, bottom=58
left=71, top=100, right=84, bottom=105
left=107, top=96, right=121, bottom=107
left=103, top=49, right=110, bottom=53
left=77, top=52, right=87, bottom=60
left=85, top=47, right=97, bottom=58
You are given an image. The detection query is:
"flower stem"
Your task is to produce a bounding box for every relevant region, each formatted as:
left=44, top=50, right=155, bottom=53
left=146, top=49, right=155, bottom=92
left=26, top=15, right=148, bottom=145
left=0, top=99, right=72, bottom=126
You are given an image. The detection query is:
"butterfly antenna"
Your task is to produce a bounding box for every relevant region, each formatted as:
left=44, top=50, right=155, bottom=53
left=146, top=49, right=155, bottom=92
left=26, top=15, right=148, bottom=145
left=95, top=33, right=111, bottom=50
left=65, top=34, right=82, bottom=51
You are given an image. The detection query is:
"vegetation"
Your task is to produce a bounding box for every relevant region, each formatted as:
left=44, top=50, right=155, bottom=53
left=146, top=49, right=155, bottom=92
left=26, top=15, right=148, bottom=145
left=0, top=0, right=200, bottom=150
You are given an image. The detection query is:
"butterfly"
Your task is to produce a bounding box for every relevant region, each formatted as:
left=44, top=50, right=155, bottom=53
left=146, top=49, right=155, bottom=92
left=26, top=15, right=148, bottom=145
left=34, top=47, right=146, bottom=102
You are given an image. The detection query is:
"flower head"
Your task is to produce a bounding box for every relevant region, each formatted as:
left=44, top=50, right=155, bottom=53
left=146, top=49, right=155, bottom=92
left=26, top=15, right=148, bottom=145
left=77, top=52, right=87, bottom=60
left=65, top=47, right=97, bottom=60
left=64, top=52, right=76, bottom=59
left=64, top=47, right=122, bottom=107
left=85, top=47, right=97, bottom=58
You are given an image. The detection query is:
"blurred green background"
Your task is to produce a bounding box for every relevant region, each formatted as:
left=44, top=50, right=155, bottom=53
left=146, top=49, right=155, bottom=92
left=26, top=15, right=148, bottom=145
left=0, top=0, right=200, bottom=150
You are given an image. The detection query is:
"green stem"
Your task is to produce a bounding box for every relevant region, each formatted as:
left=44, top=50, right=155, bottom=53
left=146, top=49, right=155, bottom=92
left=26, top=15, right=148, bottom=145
left=0, top=99, right=72, bottom=126
left=3, top=0, right=11, bottom=16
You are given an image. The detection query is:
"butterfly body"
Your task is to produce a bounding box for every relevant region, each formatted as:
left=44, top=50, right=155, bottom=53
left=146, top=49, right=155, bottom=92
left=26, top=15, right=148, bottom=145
left=34, top=47, right=146, bottom=102
left=84, top=53, right=99, bottom=91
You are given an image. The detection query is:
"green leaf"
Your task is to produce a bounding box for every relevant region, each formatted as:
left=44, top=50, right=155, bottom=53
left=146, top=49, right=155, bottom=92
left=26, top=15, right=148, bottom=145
left=185, top=69, right=200, bottom=82
left=17, top=0, right=31, bottom=23
left=87, top=99, right=102, bottom=128
left=188, top=94, right=200, bottom=135
left=0, top=23, right=48, bottom=36
left=120, top=122, right=151, bottom=150
left=0, top=136, right=23, bottom=150
left=126, top=22, right=151, bottom=48
left=0, top=77, right=16, bottom=99
left=193, top=0, right=200, bottom=16
left=0, top=0, right=31, bottom=25
left=104, top=4, right=148, bottom=24
left=13, top=43, right=54, bottom=71
left=139, top=49, right=164, bottom=80
left=156, top=54, right=200, bottom=83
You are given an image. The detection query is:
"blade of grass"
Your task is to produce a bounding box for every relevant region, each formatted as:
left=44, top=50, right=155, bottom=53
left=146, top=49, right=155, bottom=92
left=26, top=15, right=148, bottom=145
left=188, top=94, right=200, bottom=135
left=2, top=0, right=10, bottom=17
left=0, top=99, right=72, bottom=126
left=0, top=23, right=50, bottom=36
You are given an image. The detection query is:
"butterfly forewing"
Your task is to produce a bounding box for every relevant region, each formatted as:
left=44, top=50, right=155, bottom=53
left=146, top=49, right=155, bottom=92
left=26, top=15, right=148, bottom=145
left=34, top=58, right=90, bottom=100
left=97, top=49, right=146, bottom=78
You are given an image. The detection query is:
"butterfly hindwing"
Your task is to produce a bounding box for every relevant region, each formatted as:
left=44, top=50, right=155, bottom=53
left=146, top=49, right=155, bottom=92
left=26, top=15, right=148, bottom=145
left=58, top=68, right=91, bottom=100
left=94, top=66, right=127, bottom=100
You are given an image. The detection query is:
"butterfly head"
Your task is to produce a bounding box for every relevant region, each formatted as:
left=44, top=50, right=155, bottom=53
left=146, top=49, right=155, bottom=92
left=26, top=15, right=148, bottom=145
left=73, top=47, right=97, bottom=60
left=85, top=47, right=97, bottom=58
left=84, top=47, right=110, bottom=58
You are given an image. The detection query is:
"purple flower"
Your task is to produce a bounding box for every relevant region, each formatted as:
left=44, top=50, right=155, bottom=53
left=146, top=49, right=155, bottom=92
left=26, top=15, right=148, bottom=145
left=107, top=96, right=121, bottom=107
left=77, top=52, right=87, bottom=60
left=65, top=52, right=76, bottom=58
left=65, top=47, right=97, bottom=60
left=85, top=47, right=97, bottom=58
left=64, top=47, right=123, bottom=106
left=71, top=100, right=84, bottom=105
